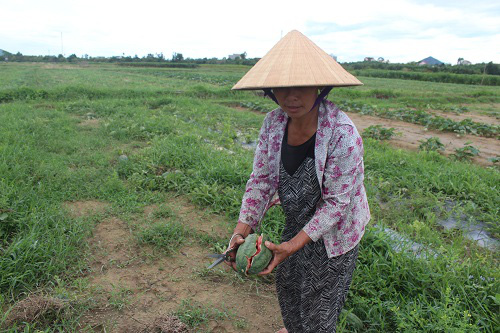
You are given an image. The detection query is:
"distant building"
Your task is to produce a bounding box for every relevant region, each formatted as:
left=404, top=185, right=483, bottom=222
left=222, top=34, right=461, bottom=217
left=458, top=59, right=472, bottom=66
left=0, top=49, right=9, bottom=61
left=228, top=54, right=241, bottom=60
left=330, top=54, right=338, bottom=61
left=418, top=56, right=443, bottom=66
left=364, top=57, right=375, bottom=62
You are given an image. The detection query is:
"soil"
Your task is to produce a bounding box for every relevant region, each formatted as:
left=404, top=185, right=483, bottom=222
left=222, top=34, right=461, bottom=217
left=76, top=196, right=283, bottom=332
left=226, top=104, right=264, bottom=115
left=78, top=118, right=100, bottom=128
left=346, top=112, right=499, bottom=166
left=63, top=200, right=110, bottom=218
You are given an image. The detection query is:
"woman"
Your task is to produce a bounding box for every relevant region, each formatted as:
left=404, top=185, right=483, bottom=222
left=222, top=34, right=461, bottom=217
left=227, top=30, right=370, bottom=333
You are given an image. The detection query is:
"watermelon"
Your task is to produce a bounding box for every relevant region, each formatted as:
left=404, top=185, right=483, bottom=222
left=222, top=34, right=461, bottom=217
left=235, top=234, right=272, bottom=276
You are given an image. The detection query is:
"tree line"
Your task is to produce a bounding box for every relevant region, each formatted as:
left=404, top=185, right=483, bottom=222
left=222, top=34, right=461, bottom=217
left=343, top=61, right=500, bottom=76
left=0, top=51, right=260, bottom=66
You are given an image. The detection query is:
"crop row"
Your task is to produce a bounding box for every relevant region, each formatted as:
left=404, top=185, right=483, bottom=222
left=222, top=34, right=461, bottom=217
left=240, top=100, right=499, bottom=138
left=337, top=101, right=499, bottom=138
left=146, top=71, right=239, bottom=86
left=352, top=69, right=500, bottom=86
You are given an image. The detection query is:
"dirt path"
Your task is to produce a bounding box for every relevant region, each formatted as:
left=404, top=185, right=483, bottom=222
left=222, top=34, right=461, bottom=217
left=346, top=112, right=499, bottom=166
left=74, top=196, right=283, bottom=332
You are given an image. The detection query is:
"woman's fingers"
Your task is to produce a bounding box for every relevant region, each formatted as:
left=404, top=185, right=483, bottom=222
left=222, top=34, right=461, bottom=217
left=258, top=258, right=278, bottom=275
left=264, top=241, right=277, bottom=250
left=225, top=235, right=245, bottom=271
left=258, top=241, right=290, bottom=275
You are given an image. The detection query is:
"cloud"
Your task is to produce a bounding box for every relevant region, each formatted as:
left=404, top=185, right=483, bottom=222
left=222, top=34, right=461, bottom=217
left=0, top=0, right=498, bottom=63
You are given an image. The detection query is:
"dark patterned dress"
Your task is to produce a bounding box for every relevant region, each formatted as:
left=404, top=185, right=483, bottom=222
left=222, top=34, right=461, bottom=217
left=276, top=125, right=359, bottom=333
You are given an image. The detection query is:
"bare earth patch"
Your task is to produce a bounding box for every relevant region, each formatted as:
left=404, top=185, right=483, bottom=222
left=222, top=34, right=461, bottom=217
left=227, top=104, right=264, bottom=115
left=78, top=197, right=283, bottom=332
left=78, top=118, right=100, bottom=128
left=346, top=112, right=499, bottom=166
left=63, top=200, right=110, bottom=218
left=41, top=63, right=85, bottom=70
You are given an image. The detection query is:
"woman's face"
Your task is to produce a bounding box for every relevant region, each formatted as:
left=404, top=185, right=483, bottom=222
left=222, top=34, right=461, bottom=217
left=272, top=86, right=319, bottom=119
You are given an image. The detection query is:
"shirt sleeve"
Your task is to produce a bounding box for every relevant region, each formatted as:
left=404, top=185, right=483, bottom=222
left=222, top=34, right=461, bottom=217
left=237, top=114, right=275, bottom=230
left=302, top=124, right=365, bottom=241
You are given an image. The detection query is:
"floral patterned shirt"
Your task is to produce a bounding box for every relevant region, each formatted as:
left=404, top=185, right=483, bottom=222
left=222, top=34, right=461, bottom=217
left=238, top=100, right=370, bottom=258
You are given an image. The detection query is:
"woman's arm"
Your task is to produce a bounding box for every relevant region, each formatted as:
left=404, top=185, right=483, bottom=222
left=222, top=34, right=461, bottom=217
left=226, top=113, right=277, bottom=269
left=236, top=113, right=276, bottom=230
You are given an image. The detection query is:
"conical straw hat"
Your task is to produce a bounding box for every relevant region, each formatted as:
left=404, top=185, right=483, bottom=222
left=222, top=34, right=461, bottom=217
left=232, top=30, right=362, bottom=90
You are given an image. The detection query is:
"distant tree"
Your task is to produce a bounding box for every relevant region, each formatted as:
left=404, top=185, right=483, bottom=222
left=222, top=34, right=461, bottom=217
left=172, top=52, right=184, bottom=62
left=67, top=54, right=78, bottom=62
left=240, top=51, right=247, bottom=60
left=457, top=57, right=464, bottom=65
left=57, top=54, right=66, bottom=62
left=485, top=62, right=500, bottom=75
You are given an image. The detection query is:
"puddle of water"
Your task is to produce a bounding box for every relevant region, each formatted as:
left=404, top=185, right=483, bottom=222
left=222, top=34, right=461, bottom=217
left=238, top=140, right=257, bottom=151
left=234, top=130, right=258, bottom=151
left=437, top=200, right=499, bottom=251
left=438, top=217, right=499, bottom=250
left=374, top=225, right=439, bottom=260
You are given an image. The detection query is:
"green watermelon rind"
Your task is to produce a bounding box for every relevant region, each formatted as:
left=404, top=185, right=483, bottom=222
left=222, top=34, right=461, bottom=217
left=247, top=234, right=272, bottom=275
left=235, top=234, right=272, bottom=276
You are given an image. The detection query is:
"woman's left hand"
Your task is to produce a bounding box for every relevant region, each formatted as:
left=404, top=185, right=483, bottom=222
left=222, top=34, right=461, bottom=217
left=258, top=231, right=312, bottom=275
left=258, top=241, right=294, bottom=275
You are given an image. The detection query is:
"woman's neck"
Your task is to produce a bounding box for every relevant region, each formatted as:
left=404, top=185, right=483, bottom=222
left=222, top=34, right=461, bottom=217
left=287, top=107, right=319, bottom=145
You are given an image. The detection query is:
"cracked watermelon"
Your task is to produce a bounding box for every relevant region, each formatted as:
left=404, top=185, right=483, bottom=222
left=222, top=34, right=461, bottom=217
left=235, top=234, right=272, bottom=276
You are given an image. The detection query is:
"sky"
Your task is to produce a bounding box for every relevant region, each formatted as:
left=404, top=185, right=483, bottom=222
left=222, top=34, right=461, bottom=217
left=1, top=0, right=499, bottom=64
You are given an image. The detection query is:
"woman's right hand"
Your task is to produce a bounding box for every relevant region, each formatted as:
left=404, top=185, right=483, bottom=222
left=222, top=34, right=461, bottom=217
left=225, top=234, right=245, bottom=271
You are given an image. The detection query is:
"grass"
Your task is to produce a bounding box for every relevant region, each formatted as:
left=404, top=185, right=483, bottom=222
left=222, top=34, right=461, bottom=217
left=0, top=62, right=498, bottom=332
left=174, top=298, right=230, bottom=330
left=108, top=284, right=132, bottom=311
left=137, top=220, right=187, bottom=254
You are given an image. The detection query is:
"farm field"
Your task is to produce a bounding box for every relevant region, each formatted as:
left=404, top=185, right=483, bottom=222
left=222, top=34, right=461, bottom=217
left=0, top=62, right=499, bottom=332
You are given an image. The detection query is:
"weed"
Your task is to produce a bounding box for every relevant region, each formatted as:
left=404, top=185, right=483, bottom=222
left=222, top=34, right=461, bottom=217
left=151, top=205, right=175, bottom=219
left=450, top=142, right=480, bottom=161
left=363, top=125, right=398, bottom=140
left=174, top=298, right=229, bottom=329
left=233, top=317, right=248, bottom=329
left=487, top=156, right=500, bottom=171
left=108, top=285, right=132, bottom=311
left=418, top=137, right=445, bottom=152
